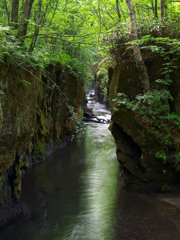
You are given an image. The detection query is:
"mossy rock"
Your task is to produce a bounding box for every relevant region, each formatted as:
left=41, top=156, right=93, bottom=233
left=109, top=54, right=180, bottom=192
left=0, top=61, right=84, bottom=226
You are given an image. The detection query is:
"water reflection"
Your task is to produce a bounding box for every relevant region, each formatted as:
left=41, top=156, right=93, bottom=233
left=55, top=123, right=119, bottom=240
left=0, top=122, right=119, bottom=240
left=0, top=122, right=180, bottom=240
left=69, top=123, right=119, bottom=240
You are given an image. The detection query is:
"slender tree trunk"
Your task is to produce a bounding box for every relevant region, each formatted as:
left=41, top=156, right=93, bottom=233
left=126, top=0, right=150, bottom=93
left=155, top=0, right=158, bottom=18
left=40, top=0, right=51, bottom=25
left=116, top=0, right=121, bottom=22
left=11, top=0, right=19, bottom=28
left=48, top=0, right=59, bottom=27
left=17, top=0, right=35, bottom=39
left=4, top=0, right=10, bottom=24
left=161, top=0, right=165, bottom=18
left=151, top=0, right=154, bottom=14
left=29, top=0, right=42, bottom=52
left=21, top=0, right=25, bottom=12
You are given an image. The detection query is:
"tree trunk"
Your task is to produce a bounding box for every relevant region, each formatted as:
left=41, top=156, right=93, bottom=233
left=48, top=0, right=59, bottom=27
left=161, top=0, right=165, bottom=18
left=4, top=0, right=10, bottom=24
left=126, top=0, right=150, bottom=93
left=116, top=0, right=121, bottom=22
left=29, top=0, right=42, bottom=52
left=21, top=0, right=25, bottom=12
left=151, top=1, right=154, bottom=14
left=11, top=0, right=19, bottom=28
left=155, top=0, right=158, bottom=18
left=17, top=0, right=35, bottom=39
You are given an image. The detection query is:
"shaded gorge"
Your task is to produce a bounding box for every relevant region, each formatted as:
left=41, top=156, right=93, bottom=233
left=0, top=117, right=180, bottom=239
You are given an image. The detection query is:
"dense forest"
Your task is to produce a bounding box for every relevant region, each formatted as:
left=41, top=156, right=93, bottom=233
left=0, top=0, right=180, bottom=230
left=0, top=0, right=179, bottom=85
left=0, top=1, right=180, bottom=96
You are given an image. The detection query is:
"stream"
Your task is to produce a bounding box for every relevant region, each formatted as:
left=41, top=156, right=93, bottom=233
left=0, top=94, right=180, bottom=240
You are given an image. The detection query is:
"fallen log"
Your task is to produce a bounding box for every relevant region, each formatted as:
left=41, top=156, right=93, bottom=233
left=83, top=112, right=110, bottom=124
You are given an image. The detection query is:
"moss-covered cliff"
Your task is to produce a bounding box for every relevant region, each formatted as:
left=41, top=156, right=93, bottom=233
left=0, top=62, right=84, bottom=227
left=109, top=53, right=180, bottom=192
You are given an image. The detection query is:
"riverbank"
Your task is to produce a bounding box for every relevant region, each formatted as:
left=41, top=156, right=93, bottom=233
left=0, top=121, right=180, bottom=240
left=108, top=50, right=180, bottom=192
left=158, top=194, right=180, bottom=210
left=0, top=62, right=84, bottom=228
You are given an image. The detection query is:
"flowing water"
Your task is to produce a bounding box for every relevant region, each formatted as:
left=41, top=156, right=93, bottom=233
left=0, top=96, right=180, bottom=240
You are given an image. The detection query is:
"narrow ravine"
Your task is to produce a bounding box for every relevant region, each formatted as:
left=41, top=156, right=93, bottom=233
left=0, top=99, right=180, bottom=240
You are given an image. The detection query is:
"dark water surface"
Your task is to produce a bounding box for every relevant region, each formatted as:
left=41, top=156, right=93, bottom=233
left=1, top=122, right=180, bottom=240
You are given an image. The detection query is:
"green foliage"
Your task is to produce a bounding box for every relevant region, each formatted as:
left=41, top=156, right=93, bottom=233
left=164, top=113, right=180, bottom=130
left=0, top=0, right=103, bottom=86
left=111, top=17, right=180, bottom=150
left=0, top=90, right=5, bottom=95
left=113, top=92, right=139, bottom=111
left=114, top=88, right=172, bottom=117
left=155, top=151, right=167, bottom=163
left=113, top=86, right=179, bottom=146
left=96, top=66, right=109, bottom=97
left=155, top=77, right=172, bottom=86
left=174, top=152, right=180, bottom=162
left=0, top=0, right=180, bottom=120
left=35, top=141, right=46, bottom=155
left=161, top=184, right=175, bottom=192
left=0, top=32, right=49, bottom=68
left=136, top=89, right=172, bottom=106
left=21, top=80, right=32, bottom=86
left=0, top=0, right=179, bottom=89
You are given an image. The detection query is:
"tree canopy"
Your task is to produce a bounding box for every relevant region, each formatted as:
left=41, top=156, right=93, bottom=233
left=0, top=0, right=180, bottom=85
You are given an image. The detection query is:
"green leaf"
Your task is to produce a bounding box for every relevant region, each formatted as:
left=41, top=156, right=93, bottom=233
left=21, top=80, right=32, bottom=86
left=0, top=90, right=5, bottom=95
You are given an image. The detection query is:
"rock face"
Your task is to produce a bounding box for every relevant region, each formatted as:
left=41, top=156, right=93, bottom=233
left=109, top=54, right=180, bottom=192
left=95, top=74, right=104, bottom=103
left=0, top=63, right=84, bottom=227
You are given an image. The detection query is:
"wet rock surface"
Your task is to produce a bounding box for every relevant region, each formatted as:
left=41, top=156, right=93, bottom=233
left=158, top=194, right=180, bottom=210
left=108, top=55, right=180, bottom=192
left=0, top=63, right=84, bottom=227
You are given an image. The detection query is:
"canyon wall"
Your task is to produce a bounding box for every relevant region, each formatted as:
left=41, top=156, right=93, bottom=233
left=0, top=63, right=84, bottom=227
left=109, top=53, right=180, bottom=192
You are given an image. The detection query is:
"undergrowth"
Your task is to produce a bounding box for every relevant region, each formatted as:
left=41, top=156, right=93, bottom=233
left=0, top=29, right=91, bottom=86
left=106, top=17, right=180, bottom=163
